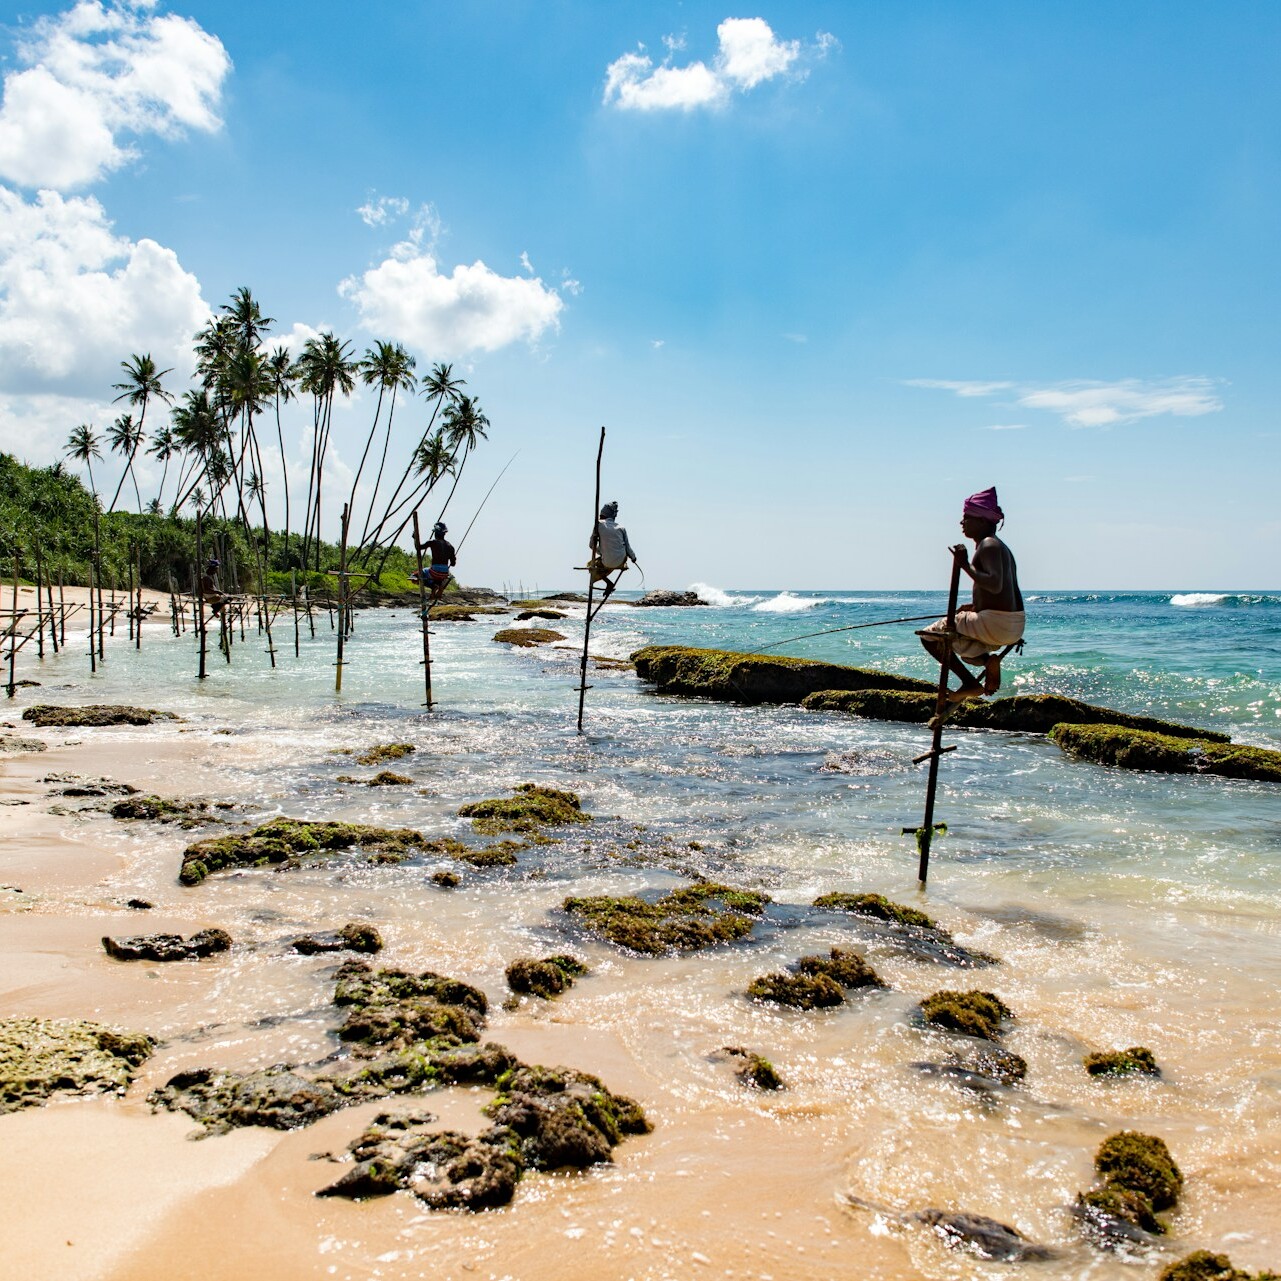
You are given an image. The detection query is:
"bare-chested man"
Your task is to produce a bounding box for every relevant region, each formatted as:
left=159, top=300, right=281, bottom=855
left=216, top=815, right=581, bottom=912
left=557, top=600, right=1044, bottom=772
left=919, top=487, right=1024, bottom=701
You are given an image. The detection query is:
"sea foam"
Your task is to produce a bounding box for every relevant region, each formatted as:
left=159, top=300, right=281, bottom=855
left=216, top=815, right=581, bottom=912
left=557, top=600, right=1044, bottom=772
left=688, top=583, right=759, bottom=607
left=752, top=592, right=829, bottom=613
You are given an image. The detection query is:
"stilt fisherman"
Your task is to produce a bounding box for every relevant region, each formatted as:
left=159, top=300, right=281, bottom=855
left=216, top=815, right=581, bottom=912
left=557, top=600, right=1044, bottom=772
left=416, top=522, right=456, bottom=606
left=919, top=487, right=1024, bottom=701
left=587, top=501, right=638, bottom=600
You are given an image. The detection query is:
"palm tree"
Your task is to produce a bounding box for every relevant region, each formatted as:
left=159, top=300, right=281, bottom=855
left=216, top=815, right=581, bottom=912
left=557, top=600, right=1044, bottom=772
left=171, top=390, right=222, bottom=512
left=106, top=414, right=145, bottom=512
left=66, top=424, right=102, bottom=500
left=295, top=331, right=356, bottom=570
left=221, top=286, right=274, bottom=352
left=266, top=346, right=297, bottom=566
left=108, top=353, right=173, bottom=511
left=351, top=341, right=417, bottom=548
left=146, top=425, right=177, bottom=511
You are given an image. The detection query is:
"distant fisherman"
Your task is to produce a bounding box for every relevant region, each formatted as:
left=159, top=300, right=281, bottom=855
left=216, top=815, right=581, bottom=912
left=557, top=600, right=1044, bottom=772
left=587, top=501, right=638, bottom=600
left=200, top=556, right=225, bottom=616
left=416, top=522, right=456, bottom=606
left=920, top=487, right=1024, bottom=701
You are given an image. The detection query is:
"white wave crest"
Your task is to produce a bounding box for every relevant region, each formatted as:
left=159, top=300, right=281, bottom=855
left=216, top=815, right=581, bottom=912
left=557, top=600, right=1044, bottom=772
left=688, top=582, right=759, bottom=607
left=1170, top=592, right=1228, bottom=607
left=752, top=592, right=829, bottom=613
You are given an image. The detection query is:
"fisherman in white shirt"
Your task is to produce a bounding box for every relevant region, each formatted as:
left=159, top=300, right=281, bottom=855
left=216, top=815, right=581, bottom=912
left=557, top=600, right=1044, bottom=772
left=587, top=501, right=638, bottom=599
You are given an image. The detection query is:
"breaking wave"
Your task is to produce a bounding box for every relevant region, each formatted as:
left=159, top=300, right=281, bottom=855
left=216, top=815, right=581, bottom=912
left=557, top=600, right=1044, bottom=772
left=1170, top=593, right=1280, bottom=608
left=688, top=583, right=759, bottom=607
left=752, top=592, right=830, bottom=613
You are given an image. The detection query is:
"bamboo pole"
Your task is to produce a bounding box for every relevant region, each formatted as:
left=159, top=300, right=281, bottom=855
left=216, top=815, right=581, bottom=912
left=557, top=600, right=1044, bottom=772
left=87, top=556, right=96, bottom=674
left=58, top=569, right=66, bottom=647
left=34, top=543, right=45, bottom=659
left=6, top=555, right=18, bottom=697
left=334, top=503, right=350, bottom=693
left=195, top=510, right=208, bottom=680
left=412, top=510, right=433, bottom=709
left=291, top=570, right=300, bottom=657
left=43, top=546, right=57, bottom=655
left=135, top=546, right=143, bottom=650
left=906, top=556, right=964, bottom=884
left=127, top=550, right=135, bottom=643
left=93, top=512, right=105, bottom=660
left=576, top=427, right=606, bottom=734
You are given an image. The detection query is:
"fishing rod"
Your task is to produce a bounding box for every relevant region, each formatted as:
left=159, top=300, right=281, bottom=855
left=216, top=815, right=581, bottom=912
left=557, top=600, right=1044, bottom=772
left=455, top=451, right=519, bottom=552
left=747, top=613, right=941, bottom=654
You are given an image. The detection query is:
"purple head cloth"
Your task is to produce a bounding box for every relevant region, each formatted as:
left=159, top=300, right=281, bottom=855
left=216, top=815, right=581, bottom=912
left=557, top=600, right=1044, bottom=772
left=963, top=487, right=1004, bottom=524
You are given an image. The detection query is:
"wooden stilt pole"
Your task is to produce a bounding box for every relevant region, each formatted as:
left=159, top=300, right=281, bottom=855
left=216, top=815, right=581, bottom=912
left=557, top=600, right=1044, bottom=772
left=906, top=557, right=964, bottom=884
left=87, top=556, right=97, bottom=674
left=412, top=510, right=433, bottom=709
left=42, top=545, right=57, bottom=655
left=93, top=512, right=105, bottom=661
left=291, top=570, right=300, bottom=657
left=6, top=555, right=18, bottom=697
left=58, top=569, right=66, bottom=647
left=576, top=427, right=606, bottom=734
left=195, top=510, right=208, bottom=679
left=335, top=503, right=349, bottom=693
left=34, top=544, right=45, bottom=659
left=127, top=550, right=135, bottom=642
left=135, top=546, right=143, bottom=650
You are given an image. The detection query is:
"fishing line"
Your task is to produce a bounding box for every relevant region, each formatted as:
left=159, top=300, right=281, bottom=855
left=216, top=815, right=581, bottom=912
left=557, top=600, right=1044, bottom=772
left=456, top=452, right=519, bottom=552
left=746, top=613, right=941, bottom=654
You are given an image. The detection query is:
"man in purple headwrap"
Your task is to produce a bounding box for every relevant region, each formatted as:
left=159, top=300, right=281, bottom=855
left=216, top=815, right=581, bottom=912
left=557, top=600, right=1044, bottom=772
left=920, top=487, right=1024, bottom=700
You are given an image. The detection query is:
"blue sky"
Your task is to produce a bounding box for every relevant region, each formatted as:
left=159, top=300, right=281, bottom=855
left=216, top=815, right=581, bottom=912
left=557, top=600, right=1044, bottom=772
left=1, top=1, right=1278, bottom=589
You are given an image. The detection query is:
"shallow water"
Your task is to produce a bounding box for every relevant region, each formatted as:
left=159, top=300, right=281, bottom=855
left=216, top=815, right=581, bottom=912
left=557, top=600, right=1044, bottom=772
left=3, top=590, right=1281, bottom=1279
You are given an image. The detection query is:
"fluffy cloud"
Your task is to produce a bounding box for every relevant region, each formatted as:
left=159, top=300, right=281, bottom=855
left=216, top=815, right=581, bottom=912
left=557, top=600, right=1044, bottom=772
left=339, top=247, right=564, bottom=356
left=908, top=376, right=1223, bottom=427
left=0, top=186, right=208, bottom=397
left=0, top=0, right=231, bottom=190
left=604, top=17, right=828, bottom=112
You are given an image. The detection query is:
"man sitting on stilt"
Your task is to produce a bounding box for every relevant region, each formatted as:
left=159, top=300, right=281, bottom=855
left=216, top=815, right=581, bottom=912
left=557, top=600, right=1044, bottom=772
left=920, top=487, right=1025, bottom=703
left=586, top=501, right=638, bottom=600
left=416, top=522, right=457, bottom=608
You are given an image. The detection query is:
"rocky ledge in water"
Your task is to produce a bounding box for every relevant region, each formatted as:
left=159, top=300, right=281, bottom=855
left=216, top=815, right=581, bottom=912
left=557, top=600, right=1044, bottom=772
left=0, top=733, right=46, bottom=753
left=1084, top=1046, right=1161, bottom=1077
left=747, top=947, right=884, bottom=1009
left=901, top=1209, right=1056, bottom=1263
left=813, top=892, right=998, bottom=968
left=910, top=1046, right=1028, bottom=1091
left=102, top=928, right=232, bottom=961
left=290, top=923, right=383, bottom=955
left=317, top=1063, right=650, bottom=1209
left=630, top=590, right=709, bottom=607
left=1, top=1016, right=155, bottom=1113
left=515, top=608, right=567, bottom=621
left=564, top=882, right=770, bottom=955
left=1051, top=724, right=1281, bottom=783
left=505, top=955, right=588, bottom=999
left=631, top=645, right=933, bottom=706
left=459, top=784, right=589, bottom=835
left=492, top=627, right=565, bottom=648
left=109, top=795, right=232, bottom=826
left=803, top=689, right=1229, bottom=741
left=1074, top=1130, right=1183, bottom=1249
left=353, top=743, right=415, bottom=766
left=178, top=818, right=439, bottom=886
left=720, top=1046, right=785, bottom=1090
left=917, top=990, right=1014, bottom=1041
left=22, top=704, right=179, bottom=727
left=1159, top=1251, right=1281, bottom=1281
left=336, top=770, right=414, bottom=786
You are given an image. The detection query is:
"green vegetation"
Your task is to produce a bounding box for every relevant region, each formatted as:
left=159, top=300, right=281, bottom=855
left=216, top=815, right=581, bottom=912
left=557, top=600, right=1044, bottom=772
left=493, top=627, right=566, bottom=647
left=797, top=947, right=884, bottom=989
left=1159, top=1252, right=1281, bottom=1281
left=1084, top=1046, right=1161, bottom=1077
left=630, top=644, right=933, bottom=706
left=723, top=1047, right=785, bottom=1091
left=1, top=1016, right=154, bottom=1113
left=564, top=882, right=770, bottom=954
left=747, top=970, right=844, bottom=1009
left=505, top=955, right=588, bottom=999
left=355, top=743, right=415, bottom=766
left=1094, top=1131, right=1183, bottom=1211
left=459, top=784, right=589, bottom=834
left=813, top=891, right=936, bottom=929
left=109, top=794, right=226, bottom=825
left=918, top=990, right=1013, bottom=1040
left=1051, top=724, right=1281, bottom=782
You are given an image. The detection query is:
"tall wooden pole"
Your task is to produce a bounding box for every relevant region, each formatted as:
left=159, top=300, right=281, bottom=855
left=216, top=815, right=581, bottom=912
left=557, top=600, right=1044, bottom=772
left=576, top=427, right=606, bottom=734
left=87, top=556, right=96, bottom=674
left=412, top=510, right=433, bottom=710
left=195, top=509, right=208, bottom=679
left=127, top=548, right=136, bottom=642
left=93, top=511, right=105, bottom=660
left=910, top=556, right=964, bottom=884
left=33, top=543, right=45, bottom=659
left=41, top=544, right=57, bottom=654
left=135, top=546, right=143, bottom=650
left=6, top=555, right=18, bottom=697
left=334, top=503, right=349, bottom=693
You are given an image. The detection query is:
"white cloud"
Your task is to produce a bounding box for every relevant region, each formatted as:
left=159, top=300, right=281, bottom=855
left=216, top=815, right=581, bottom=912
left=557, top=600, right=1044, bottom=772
left=357, top=195, right=409, bottom=228
left=0, top=0, right=231, bottom=190
left=782, top=332, right=807, bottom=343
left=984, top=423, right=1025, bottom=431
left=0, top=186, right=208, bottom=397
left=650, top=339, right=665, bottom=349
left=0, top=389, right=114, bottom=464
left=339, top=247, right=564, bottom=357
left=909, top=376, right=1223, bottom=427
left=603, top=17, right=825, bottom=112
left=519, top=250, right=534, bottom=275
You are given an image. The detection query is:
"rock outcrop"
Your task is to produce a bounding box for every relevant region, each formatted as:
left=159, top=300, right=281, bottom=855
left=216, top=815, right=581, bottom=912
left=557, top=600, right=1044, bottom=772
left=1, top=1017, right=154, bottom=1112
left=1050, top=724, right=1281, bottom=782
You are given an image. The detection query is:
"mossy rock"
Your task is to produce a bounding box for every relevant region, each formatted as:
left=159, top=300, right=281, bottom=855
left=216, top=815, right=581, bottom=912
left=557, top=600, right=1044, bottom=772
left=103, top=928, right=232, bottom=961
left=431, top=870, right=461, bottom=888
left=797, top=946, right=884, bottom=989
left=516, top=608, right=567, bottom=621
left=814, top=891, right=934, bottom=929
left=290, top=923, right=384, bottom=955
left=493, top=628, right=565, bottom=648
left=1077, top=1185, right=1165, bottom=1237
left=355, top=743, right=415, bottom=766
left=1158, top=1252, right=1281, bottom=1281
left=179, top=818, right=434, bottom=885
left=631, top=645, right=932, bottom=706
left=1084, top=1046, right=1161, bottom=1077
left=804, top=690, right=1228, bottom=742
left=108, top=795, right=224, bottom=826
left=22, top=704, right=179, bottom=727
left=506, top=955, right=588, bottom=999
left=918, top=990, right=1013, bottom=1041
left=430, top=606, right=480, bottom=622
left=459, top=784, right=589, bottom=835
left=1051, top=724, right=1281, bottom=783
left=1, top=1017, right=155, bottom=1113
left=814, top=893, right=998, bottom=968
left=564, top=882, right=770, bottom=955
left=150, top=1066, right=346, bottom=1136
left=723, top=1046, right=784, bottom=1090
left=912, top=1046, right=1028, bottom=1089
left=1094, top=1130, right=1182, bottom=1211
left=747, top=970, right=845, bottom=1009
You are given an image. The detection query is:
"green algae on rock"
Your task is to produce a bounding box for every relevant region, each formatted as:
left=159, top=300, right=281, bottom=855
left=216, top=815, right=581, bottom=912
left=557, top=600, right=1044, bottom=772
left=505, top=955, right=588, bottom=999
left=515, top=608, right=567, bottom=621
left=108, top=795, right=229, bottom=825
left=723, top=1046, right=785, bottom=1090
left=355, top=743, right=415, bottom=766
left=814, top=892, right=998, bottom=968
left=431, top=870, right=461, bottom=888
left=631, top=645, right=933, bottom=706
left=1084, top=1046, right=1161, bottom=1077
left=493, top=627, right=565, bottom=647
left=1095, top=1130, right=1183, bottom=1211
left=747, top=970, right=845, bottom=1009
left=803, top=689, right=1229, bottom=741
left=1051, top=724, right=1281, bottom=783
left=290, top=923, right=384, bottom=955
left=459, top=784, right=590, bottom=835
left=1, top=1017, right=155, bottom=1113
left=911, top=1046, right=1028, bottom=1090
left=178, top=818, right=435, bottom=885
left=918, top=990, right=1013, bottom=1041
left=564, top=882, right=770, bottom=955
left=22, top=703, right=180, bottom=727
left=798, top=946, right=885, bottom=989
left=151, top=1066, right=346, bottom=1136
left=103, top=928, right=232, bottom=961
left=1158, top=1251, right=1281, bottom=1281
left=814, top=891, right=935, bottom=929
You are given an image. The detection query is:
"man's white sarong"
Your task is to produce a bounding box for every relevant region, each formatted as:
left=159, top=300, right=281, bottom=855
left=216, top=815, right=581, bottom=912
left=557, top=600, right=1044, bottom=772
left=923, top=609, right=1025, bottom=661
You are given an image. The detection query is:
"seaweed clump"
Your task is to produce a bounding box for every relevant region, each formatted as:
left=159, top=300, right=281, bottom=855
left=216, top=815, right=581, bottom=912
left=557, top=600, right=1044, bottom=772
left=1084, top=1046, right=1161, bottom=1077
left=493, top=628, right=565, bottom=648
left=1, top=1016, right=155, bottom=1113
left=178, top=817, right=434, bottom=885
left=22, top=704, right=178, bottom=727
left=506, top=955, right=588, bottom=999
left=564, top=882, right=770, bottom=955
left=150, top=1067, right=347, bottom=1136
left=1051, top=724, right=1281, bottom=783
left=290, top=923, right=384, bottom=955
left=813, top=892, right=997, bottom=968
left=459, top=784, right=590, bottom=835
left=814, top=891, right=935, bottom=929
left=749, top=947, right=883, bottom=1009
left=1158, top=1252, right=1281, bottom=1281
left=109, top=795, right=228, bottom=826
left=1074, top=1130, right=1183, bottom=1248
left=918, top=990, right=1013, bottom=1041
left=102, top=928, right=232, bottom=961
left=355, top=743, right=415, bottom=766
left=722, top=1046, right=785, bottom=1090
